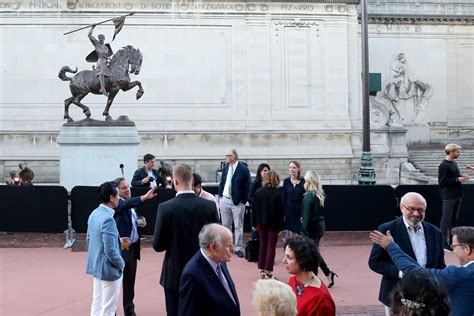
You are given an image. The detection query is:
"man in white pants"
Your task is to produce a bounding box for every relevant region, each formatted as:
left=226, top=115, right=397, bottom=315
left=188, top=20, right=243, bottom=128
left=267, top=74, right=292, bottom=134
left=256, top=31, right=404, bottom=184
left=218, top=148, right=251, bottom=258
left=86, top=181, right=125, bottom=316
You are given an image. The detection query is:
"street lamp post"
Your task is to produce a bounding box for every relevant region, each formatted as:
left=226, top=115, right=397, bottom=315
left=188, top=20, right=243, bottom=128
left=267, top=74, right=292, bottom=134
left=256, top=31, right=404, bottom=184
left=358, top=0, right=376, bottom=185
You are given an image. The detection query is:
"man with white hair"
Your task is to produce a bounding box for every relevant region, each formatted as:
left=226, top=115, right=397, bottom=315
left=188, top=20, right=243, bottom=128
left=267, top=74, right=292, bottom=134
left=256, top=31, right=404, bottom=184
left=218, top=148, right=251, bottom=258
left=179, top=224, right=240, bottom=316
left=368, top=192, right=445, bottom=315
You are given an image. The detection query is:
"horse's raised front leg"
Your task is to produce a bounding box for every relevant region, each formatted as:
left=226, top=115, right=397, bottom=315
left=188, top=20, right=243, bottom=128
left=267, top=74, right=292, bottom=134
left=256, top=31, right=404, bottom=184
left=121, top=80, right=144, bottom=100
left=103, top=89, right=119, bottom=121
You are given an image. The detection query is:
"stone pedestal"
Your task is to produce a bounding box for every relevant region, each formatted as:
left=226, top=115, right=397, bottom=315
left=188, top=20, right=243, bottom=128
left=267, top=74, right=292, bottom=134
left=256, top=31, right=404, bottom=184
left=57, top=123, right=140, bottom=191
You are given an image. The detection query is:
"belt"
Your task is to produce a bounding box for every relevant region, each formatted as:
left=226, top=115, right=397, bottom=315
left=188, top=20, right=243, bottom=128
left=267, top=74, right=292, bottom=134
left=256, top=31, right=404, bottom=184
left=223, top=195, right=232, bottom=199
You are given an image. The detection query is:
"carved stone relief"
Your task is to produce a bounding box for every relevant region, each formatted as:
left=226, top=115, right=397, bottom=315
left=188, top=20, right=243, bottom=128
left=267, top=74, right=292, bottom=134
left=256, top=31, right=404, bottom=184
left=372, top=53, right=433, bottom=127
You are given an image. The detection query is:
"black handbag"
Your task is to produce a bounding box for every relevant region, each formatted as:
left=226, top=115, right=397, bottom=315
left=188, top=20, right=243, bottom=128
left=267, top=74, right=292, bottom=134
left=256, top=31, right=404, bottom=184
left=245, top=230, right=260, bottom=262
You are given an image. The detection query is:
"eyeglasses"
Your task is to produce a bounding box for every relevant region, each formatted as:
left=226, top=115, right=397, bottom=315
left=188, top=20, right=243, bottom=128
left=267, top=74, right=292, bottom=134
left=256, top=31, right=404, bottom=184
left=450, top=243, right=463, bottom=249
left=401, top=204, right=426, bottom=214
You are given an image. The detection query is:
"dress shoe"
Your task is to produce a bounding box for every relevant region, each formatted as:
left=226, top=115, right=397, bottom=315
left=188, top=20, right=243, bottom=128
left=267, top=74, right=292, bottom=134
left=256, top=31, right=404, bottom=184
left=235, top=250, right=244, bottom=258
left=327, top=271, right=338, bottom=288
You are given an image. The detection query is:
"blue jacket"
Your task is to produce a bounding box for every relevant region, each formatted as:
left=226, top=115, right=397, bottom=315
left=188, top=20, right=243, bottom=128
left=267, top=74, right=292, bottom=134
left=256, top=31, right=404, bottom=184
left=387, top=243, right=474, bottom=316
left=218, top=162, right=251, bottom=206
left=86, top=204, right=125, bottom=281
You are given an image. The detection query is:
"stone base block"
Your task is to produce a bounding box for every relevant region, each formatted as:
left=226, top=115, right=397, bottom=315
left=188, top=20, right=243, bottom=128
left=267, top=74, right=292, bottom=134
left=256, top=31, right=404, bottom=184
left=57, top=125, right=140, bottom=191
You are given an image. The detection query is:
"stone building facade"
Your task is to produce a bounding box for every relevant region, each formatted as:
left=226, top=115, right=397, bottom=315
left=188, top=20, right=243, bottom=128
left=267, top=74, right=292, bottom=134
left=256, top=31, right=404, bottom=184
left=0, top=0, right=473, bottom=185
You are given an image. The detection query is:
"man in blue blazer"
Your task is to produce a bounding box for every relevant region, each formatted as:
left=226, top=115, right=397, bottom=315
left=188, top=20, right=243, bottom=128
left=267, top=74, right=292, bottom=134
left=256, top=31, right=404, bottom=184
left=153, top=164, right=219, bottom=316
left=218, top=148, right=251, bottom=258
left=368, top=192, right=445, bottom=312
left=179, top=223, right=240, bottom=316
left=86, top=181, right=125, bottom=316
left=370, top=226, right=474, bottom=316
left=114, top=178, right=157, bottom=316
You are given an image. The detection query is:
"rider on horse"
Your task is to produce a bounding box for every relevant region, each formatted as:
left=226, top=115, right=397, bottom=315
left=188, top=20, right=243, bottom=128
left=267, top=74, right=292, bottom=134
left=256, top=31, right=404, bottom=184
left=88, top=25, right=112, bottom=96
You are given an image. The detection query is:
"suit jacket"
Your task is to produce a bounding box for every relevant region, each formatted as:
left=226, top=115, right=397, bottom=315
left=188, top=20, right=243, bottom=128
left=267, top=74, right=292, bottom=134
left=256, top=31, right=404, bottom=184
left=131, top=167, right=167, bottom=188
left=387, top=243, right=474, bottom=316
left=179, top=250, right=240, bottom=316
left=86, top=204, right=125, bottom=281
left=368, top=217, right=445, bottom=306
left=115, top=197, right=142, bottom=260
left=153, top=193, right=219, bottom=290
left=218, top=162, right=251, bottom=206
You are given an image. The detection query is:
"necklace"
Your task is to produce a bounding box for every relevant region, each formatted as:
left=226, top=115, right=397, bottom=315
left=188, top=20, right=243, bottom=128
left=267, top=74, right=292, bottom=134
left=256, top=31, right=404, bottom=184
left=295, top=273, right=315, bottom=296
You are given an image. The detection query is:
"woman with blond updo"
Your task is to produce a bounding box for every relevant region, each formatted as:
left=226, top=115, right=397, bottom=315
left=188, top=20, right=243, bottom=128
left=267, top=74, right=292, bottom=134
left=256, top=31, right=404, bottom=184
left=301, top=170, right=338, bottom=288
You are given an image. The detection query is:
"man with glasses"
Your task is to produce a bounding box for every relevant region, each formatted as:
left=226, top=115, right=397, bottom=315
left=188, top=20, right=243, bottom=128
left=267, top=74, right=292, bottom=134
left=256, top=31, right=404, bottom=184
left=368, top=192, right=445, bottom=315
left=370, top=226, right=474, bottom=316
left=218, top=148, right=251, bottom=258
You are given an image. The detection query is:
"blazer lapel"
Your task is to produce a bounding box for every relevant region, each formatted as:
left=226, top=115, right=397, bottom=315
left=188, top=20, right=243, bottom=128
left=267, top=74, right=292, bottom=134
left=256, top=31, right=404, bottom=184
left=394, top=218, right=417, bottom=260
left=221, top=263, right=239, bottom=306
left=422, top=222, right=434, bottom=265
left=198, top=253, right=237, bottom=306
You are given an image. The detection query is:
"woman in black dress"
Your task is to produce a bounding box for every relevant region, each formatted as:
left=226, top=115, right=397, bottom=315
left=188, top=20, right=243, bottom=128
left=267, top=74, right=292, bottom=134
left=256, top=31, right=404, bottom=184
left=283, top=161, right=305, bottom=238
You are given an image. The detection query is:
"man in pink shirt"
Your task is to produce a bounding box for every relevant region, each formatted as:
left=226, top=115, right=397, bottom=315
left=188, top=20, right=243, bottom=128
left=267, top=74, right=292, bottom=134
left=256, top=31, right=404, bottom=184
left=193, top=173, right=219, bottom=213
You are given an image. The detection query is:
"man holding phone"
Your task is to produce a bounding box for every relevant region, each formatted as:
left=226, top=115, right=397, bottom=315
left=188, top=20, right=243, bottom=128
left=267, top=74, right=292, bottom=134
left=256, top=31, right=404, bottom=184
left=131, top=153, right=168, bottom=188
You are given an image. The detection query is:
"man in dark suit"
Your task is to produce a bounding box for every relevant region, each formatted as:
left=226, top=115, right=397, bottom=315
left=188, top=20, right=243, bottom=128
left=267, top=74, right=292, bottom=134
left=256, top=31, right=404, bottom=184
left=370, top=226, right=474, bottom=316
left=153, top=164, right=219, bottom=316
left=218, top=148, right=251, bottom=258
left=114, top=178, right=157, bottom=316
left=131, top=153, right=168, bottom=188
left=368, top=192, right=445, bottom=315
left=179, top=223, right=240, bottom=316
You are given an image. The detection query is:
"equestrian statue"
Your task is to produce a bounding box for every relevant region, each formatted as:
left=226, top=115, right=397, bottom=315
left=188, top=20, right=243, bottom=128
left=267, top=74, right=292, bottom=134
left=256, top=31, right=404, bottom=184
left=59, top=14, right=143, bottom=122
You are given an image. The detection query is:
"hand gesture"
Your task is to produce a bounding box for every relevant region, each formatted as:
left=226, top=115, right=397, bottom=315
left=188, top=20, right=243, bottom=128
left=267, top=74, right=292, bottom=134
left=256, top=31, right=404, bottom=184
left=142, top=176, right=150, bottom=184
left=142, top=186, right=157, bottom=201
left=458, top=175, right=469, bottom=183
left=369, top=230, right=394, bottom=250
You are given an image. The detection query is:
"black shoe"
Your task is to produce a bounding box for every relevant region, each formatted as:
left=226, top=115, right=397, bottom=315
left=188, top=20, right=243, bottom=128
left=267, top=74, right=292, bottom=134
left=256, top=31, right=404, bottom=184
left=327, top=271, right=338, bottom=288
left=235, top=250, right=244, bottom=258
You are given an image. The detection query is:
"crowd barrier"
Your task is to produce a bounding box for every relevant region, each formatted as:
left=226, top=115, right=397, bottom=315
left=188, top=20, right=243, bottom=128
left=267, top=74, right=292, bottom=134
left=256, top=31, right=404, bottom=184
left=0, top=185, right=68, bottom=233
left=1, top=184, right=473, bottom=233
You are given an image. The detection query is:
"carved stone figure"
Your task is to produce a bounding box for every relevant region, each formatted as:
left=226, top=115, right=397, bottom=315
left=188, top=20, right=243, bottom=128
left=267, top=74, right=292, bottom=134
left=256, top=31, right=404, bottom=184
left=373, top=53, right=432, bottom=126
left=58, top=45, right=144, bottom=122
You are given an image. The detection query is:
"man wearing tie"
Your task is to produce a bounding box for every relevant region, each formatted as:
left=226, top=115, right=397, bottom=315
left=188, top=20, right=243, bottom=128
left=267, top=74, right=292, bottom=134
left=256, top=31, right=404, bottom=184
left=114, top=178, right=156, bottom=316
left=368, top=192, right=445, bottom=315
left=218, top=148, right=251, bottom=258
left=179, top=223, right=240, bottom=316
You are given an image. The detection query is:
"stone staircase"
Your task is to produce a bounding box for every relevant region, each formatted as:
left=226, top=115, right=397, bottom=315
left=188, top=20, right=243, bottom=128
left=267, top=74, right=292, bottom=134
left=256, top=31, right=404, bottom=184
left=407, top=145, right=474, bottom=183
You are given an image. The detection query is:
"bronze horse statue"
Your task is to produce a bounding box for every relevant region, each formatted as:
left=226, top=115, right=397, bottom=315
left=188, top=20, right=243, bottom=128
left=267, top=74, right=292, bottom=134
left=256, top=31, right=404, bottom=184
left=58, top=45, right=143, bottom=122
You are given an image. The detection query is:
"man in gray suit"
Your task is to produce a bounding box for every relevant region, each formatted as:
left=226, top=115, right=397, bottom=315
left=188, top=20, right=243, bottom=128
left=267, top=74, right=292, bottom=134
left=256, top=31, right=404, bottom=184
left=86, top=181, right=125, bottom=316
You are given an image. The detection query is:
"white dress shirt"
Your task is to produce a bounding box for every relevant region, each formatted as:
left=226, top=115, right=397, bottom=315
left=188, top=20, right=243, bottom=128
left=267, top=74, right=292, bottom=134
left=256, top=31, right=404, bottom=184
left=402, top=216, right=427, bottom=267
left=223, top=161, right=238, bottom=198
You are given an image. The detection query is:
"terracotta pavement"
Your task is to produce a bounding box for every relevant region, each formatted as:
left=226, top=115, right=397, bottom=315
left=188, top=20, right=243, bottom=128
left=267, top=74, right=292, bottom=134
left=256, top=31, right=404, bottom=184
left=0, top=232, right=458, bottom=316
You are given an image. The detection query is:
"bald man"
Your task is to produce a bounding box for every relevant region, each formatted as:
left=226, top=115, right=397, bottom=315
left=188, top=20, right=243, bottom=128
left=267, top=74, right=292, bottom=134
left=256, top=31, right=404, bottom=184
left=368, top=192, right=445, bottom=314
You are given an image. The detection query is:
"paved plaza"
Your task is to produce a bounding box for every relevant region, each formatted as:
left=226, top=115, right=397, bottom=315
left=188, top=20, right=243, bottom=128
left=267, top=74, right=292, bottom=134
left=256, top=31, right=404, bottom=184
left=0, top=232, right=459, bottom=316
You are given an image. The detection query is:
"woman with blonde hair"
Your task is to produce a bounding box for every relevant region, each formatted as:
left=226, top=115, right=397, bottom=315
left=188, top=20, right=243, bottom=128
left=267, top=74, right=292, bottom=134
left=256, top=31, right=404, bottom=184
left=252, top=170, right=285, bottom=279
left=252, top=279, right=297, bottom=316
left=283, top=161, right=306, bottom=238
left=301, top=170, right=338, bottom=288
